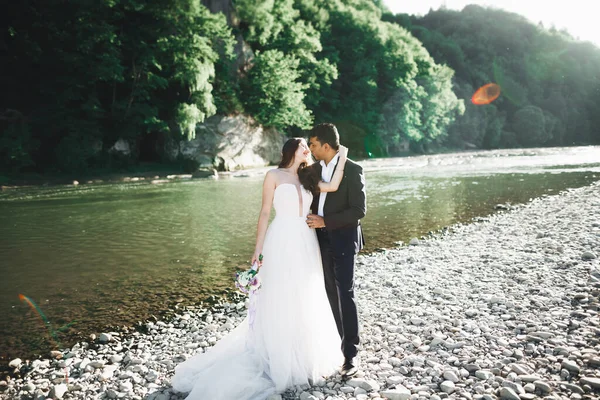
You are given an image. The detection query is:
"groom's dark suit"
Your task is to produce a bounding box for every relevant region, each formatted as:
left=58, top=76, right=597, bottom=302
left=310, top=158, right=366, bottom=359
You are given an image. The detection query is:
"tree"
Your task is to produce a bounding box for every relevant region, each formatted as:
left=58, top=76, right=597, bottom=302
left=0, top=0, right=234, bottom=172
left=385, top=5, right=600, bottom=148
left=242, top=50, right=312, bottom=129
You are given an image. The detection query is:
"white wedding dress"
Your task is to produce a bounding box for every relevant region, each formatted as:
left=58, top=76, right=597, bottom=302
left=171, top=183, right=342, bottom=399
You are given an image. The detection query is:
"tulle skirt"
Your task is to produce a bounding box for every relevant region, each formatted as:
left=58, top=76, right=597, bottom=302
left=171, top=216, right=342, bottom=399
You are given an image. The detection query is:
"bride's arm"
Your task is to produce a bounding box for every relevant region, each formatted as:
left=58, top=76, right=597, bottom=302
left=252, top=170, right=276, bottom=268
left=318, top=145, right=348, bottom=193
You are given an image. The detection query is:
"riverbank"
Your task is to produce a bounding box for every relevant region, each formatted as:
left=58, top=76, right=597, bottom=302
left=0, top=164, right=220, bottom=190
left=0, top=144, right=479, bottom=189
left=1, top=181, right=599, bottom=400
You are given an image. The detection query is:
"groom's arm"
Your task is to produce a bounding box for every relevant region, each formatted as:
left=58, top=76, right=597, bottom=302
left=323, top=161, right=366, bottom=230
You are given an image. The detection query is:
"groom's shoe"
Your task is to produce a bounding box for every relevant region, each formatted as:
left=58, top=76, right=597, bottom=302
left=341, top=357, right=359, bottom=378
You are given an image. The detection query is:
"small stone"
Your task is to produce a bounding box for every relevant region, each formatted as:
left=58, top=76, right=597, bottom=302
left=99, top=333, right=112, bottom=343
left=443, top=370, right=460, bottom=383
left=524, top=383, right=535, bottom=393
left=119, top=381, right=133, bottom=392
left=50, top=350, right=63, bottom=359
left=409, top=238, right=420, bottom=246
left=8, top=358, right=22, bottom=368
left=519, top=375, right=541, bottom=383
left=89, top=360, right=105, bottom=368
left=529, top=331, right=554, bottom=339
left=347, top=378, right=380, bottom=392
left=502, top=381, right=524, bottom=395
left=519, top=394, right=536, bottom=400
left=579, top=377, right=600, bottom=389
left=582, top=252, right=597, bottom=260
left=49, top=384, right=68, bottom=399
left=561, top=360, right=580, bottom=374
left=476, top=370, right=494, bottom=380
left=499, top=387, right=520, bottom=400
left=586, top=357, right=600, bottom=368
left=562, top=383, right=584, bottom=394
left=440, top=380, right=455, bottom=394
left=299, top=392, right=317, bottom=400
left=100, top=365, right=118, bottom=381
left=533, top=380, right=552, bottom=394
left=146, top=370, right=159, bottom=382
left=465, top=309, right=478, bottom=317
left=109, top=355, right=123, bottom=364
left=387, top=376, right=404, bottom=385
left=510, top=364, right=533, bottom=375
left=399, top=366, right=410, bottom=375
left=465, top=363, right=480, bottom=373
left=381, top=385, right=411, bottom=400
left=24, top=382, right=36, bottom=392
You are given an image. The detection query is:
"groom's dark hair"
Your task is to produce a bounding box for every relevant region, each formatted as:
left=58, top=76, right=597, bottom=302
left=310, top=123, right=340, bottom=151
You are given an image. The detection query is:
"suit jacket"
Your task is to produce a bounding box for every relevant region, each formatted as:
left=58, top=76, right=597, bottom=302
left=310, top=159, right=366, bottom=254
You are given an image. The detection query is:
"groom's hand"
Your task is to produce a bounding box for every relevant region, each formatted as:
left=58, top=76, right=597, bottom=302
left=306, top=214, right=325, bottom=229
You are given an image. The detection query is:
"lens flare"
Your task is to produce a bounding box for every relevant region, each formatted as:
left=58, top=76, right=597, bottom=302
left=471, top=83, right=501, bottom=105
left=18, top=293, right=51, bottom=327
left=19, top=293, right=76, bottom=342
left=18, top=294, right=76, bottom=382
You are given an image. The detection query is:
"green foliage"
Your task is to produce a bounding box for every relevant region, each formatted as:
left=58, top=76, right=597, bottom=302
left=512, top=106, right=553, bottom=146
left=1, top=0, right=233, bottom=172
left=293, top=0, right=463, bottom=155
left=54, top=133, right=102, bottom=173
left=0, top=117, right=37, bottom=171
left=242, top=50, right=313, bottom=129
left=386, top=5, right=600, bottom=149
left=3, top=0, right=598, bottom=174
left=235, top=0, right=338, bottom=113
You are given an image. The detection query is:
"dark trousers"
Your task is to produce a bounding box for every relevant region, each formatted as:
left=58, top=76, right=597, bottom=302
left=316, top=228, right=359, bottom=359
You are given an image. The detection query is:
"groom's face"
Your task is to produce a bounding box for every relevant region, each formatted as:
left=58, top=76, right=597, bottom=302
left=308, top=136, right=326, bottom=161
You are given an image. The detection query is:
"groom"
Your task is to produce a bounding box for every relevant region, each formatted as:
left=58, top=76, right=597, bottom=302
left=306, top=123, right=366, bottom=377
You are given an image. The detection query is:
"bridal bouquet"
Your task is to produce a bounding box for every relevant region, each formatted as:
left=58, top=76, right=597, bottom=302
left=235, top=255, right=262, bottom=295
left=236, top=255, right=263, bottom=329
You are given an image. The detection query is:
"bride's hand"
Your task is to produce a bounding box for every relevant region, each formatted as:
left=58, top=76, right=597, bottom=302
left=339, top=145, right=348, bottom=159
left=251, top=250, right=263, bottom=269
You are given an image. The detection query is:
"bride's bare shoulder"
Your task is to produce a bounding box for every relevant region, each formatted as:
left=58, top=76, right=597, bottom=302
left=266, top=168, right=282, bottom=178
left=264, top=168, right=281, bottom=185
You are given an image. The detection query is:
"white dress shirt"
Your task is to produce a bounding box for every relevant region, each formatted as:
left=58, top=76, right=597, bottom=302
left=317, top=152, right=340, bottom=217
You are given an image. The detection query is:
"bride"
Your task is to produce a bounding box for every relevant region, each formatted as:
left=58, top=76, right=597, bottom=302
left=171, top=138, right=349, bottom=399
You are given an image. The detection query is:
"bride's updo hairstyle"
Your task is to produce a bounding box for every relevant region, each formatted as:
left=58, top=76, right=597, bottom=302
left=278, top=138, right=321, bottom=195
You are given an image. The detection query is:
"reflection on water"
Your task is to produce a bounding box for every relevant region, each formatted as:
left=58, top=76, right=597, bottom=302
left=1, top=146, right=599, bottom=360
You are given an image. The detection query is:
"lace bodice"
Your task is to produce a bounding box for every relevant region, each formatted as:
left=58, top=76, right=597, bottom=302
left=273, top=183, right=313, bottom=218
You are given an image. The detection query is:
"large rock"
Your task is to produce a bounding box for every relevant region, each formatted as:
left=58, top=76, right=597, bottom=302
left=109, top=138, right=132, bottom=156
left=201, top=0, right=237, bottom=25
left=167, top=115, right=284, bottom=171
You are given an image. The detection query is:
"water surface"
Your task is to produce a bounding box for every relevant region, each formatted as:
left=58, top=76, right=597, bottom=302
left=1, top=146, right=599, bottom=361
